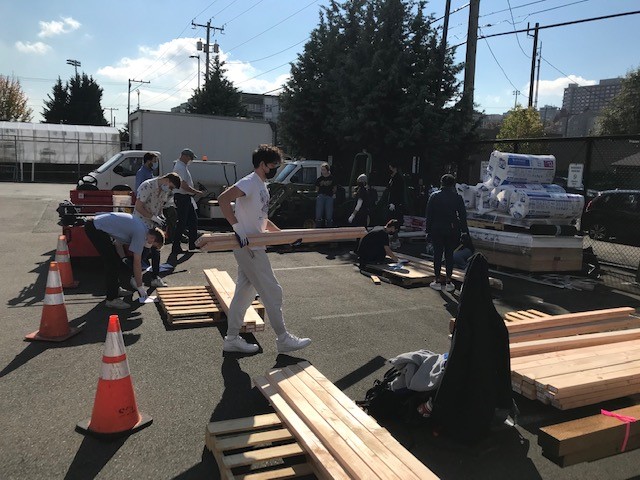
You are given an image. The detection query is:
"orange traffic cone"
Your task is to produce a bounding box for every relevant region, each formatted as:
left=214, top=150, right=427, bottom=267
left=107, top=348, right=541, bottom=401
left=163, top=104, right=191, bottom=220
left=76, top=315, right=152, bottom=438
left=56, top=235, right=79, bottom=288
left=25, top=261, right=82, bottom=342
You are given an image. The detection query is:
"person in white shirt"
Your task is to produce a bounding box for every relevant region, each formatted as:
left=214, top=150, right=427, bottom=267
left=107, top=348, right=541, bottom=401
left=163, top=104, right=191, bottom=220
left=217, top=145, right=312, bottom=354
left=169, top=148, right=203, bottom=264
left=134, top=173, right=181, bottom=287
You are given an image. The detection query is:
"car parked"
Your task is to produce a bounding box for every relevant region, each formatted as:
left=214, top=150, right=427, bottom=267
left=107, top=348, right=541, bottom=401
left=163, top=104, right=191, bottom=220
left=581, top=189, right=640, bottom=245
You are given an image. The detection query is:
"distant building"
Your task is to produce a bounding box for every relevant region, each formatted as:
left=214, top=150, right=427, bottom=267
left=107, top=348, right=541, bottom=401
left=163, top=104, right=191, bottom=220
left=562, top=78, right=623, bottom=115
left=538, top=105, right=559, bottom=125
left=171, top=92, right=280, bottom=123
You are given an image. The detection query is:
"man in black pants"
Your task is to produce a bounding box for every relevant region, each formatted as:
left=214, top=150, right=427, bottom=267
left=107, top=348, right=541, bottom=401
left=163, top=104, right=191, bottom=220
left=168, top=148, right=203, bottom=265
left=357, top=219, right=400, bottom=267
left=425, top=174, right=468, bottom=292
left=85, top=212, right=165, bottom=309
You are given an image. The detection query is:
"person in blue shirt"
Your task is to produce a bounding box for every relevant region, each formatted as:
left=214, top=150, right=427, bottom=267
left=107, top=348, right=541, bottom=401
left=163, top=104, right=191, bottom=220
left=135, top=152, right=158, bottom=190
left=84, top=212, right=164, bottom=309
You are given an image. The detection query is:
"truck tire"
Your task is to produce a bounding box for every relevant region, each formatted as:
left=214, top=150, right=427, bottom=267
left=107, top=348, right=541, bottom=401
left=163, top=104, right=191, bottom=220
left=112, top=184, right=132, bottom=192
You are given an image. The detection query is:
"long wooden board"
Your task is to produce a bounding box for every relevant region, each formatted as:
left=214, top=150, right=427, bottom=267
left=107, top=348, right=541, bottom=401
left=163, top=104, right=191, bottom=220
left=505, top=307, right=636, bottom=334
left=196, top=227, right=367, bottom=251
left=204, top=269, right=265, bottom=330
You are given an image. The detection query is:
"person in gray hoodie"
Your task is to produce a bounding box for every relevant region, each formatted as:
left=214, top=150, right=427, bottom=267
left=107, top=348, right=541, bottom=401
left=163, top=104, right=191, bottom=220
left=425, top=174, right=468, bottom=292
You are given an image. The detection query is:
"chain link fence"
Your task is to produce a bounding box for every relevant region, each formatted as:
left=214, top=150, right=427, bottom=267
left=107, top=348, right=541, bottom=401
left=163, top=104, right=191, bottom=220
left=454, top=135, right=640, bottom=291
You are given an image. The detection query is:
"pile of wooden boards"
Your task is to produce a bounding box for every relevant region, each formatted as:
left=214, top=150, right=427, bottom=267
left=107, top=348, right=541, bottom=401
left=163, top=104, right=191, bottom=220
left=251, top=361, right=439, bottom=479
left=361, top=253, right=503, bottom=289
left=195, top=227, right=367, bottom=252
left=155, top=269, right=266, bottom=332
left=538, top=404, right=640, bottom=466
left=508, top=307, right=640, bottom=409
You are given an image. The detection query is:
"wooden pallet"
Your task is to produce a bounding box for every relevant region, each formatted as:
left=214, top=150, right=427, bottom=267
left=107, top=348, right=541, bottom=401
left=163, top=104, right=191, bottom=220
left=156, top=285, right=265, bottom=332
left=504, top=309, right=550, bottom=322
left=361, top=262, right=431, bottom=286
left=205, top=413, right=316, bottom=479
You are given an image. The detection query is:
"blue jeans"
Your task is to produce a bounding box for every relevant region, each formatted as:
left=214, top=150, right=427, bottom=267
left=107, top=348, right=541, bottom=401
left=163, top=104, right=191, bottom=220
left=315, top=194, right=334, bottom=227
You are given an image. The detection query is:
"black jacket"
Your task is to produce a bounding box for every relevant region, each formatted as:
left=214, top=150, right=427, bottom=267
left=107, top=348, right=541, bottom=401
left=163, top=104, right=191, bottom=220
left=425, top=187, right=468, bottom=235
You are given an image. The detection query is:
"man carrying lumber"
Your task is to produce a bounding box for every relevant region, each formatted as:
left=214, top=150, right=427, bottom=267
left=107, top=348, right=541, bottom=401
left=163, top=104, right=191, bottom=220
left=217, top=145, right=312, bottom=354
left=356, top=219, right=400, bottom=267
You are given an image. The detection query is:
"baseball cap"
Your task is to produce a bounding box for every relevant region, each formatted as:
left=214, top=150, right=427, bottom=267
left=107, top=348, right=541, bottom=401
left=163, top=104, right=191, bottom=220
left=181, top=148, right=197, bottom=159
left=357, top=173, right=367, bottom=183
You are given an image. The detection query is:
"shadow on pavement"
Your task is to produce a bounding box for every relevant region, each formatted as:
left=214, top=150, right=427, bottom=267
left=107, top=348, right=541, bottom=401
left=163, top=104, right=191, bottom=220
left=64, top=436, right=127, bottom=480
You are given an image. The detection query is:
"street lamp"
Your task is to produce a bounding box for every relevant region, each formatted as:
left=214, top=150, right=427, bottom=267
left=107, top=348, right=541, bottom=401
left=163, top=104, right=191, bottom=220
left=66, top=59, right=81, bottom=78
left=190, top=55, right=201, bottom=90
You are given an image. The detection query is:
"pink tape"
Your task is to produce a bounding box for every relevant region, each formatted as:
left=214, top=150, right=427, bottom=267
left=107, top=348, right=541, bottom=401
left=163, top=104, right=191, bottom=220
left=600, top=409, right=638, bottom=452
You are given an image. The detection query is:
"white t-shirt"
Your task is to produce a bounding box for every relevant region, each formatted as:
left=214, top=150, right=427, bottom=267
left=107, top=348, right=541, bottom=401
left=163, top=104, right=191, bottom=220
left=173, top=159, right=193, bottom=195
left=234, top=172, right=269, bottom=249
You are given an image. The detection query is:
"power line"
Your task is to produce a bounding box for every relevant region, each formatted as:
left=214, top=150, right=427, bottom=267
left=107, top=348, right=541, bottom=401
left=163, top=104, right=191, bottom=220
left=479, top=27, right=528, bottom=99
left=506, top=0, right=530, bottom=58
left=226, top=37, right=308, bottom=64
left=219, top=0, right=266, bottom=27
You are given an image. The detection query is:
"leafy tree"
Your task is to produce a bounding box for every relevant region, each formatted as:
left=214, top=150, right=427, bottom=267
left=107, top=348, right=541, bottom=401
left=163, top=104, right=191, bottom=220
left=598, top=68, right=640, bottom=135
left=42, top=74, right=109, bottom=126
left=278, top=0, right=465, bottom=180
left=0, top=75, right=33, bottom=122
left=496, top=105, right=544, bottom=139
left=188, top=56, right=247, bottom=116
left=42, top=77, right=68, bottom=124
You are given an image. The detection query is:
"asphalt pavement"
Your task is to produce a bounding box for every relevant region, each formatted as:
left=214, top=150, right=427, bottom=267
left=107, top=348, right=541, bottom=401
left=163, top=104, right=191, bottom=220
left=1, top=183, right=640, bottom=480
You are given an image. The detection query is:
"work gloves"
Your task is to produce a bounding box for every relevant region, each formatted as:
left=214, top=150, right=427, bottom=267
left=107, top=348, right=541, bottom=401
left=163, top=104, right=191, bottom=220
left=232, top=223, right=249, bottom=247
left=151, top=214, right=167, bottom=229
left=348, top=213, right=355, bottom=224
left=388, top=203, right=396, bottom=211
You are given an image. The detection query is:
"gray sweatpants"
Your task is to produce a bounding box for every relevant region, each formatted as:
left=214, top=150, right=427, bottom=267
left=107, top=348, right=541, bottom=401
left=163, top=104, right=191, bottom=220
left=226, top=248, right=287, bottom=338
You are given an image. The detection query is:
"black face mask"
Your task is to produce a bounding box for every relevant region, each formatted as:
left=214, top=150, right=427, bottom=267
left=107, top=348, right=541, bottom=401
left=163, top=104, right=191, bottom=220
left=265, top=167, right=278, bottom=179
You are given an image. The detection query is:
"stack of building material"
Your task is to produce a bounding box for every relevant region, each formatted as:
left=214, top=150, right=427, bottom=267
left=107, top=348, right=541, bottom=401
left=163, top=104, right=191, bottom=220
left=538, top=404, right=640, bottom=466
left=508, top=307, right=640, bottom=409
left=195, top=227, right=366, bottom=251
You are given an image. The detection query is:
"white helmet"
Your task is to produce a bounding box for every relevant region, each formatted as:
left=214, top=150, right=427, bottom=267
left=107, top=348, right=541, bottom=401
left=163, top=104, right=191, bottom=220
left=357, top=174, right=367, bottom=184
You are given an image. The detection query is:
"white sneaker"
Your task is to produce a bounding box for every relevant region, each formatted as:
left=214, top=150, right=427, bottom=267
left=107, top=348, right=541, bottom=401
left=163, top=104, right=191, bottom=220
left=223, top=335, right=259, bottom=353
left=444, top=282, right=455, bottom=292
left=429, top=281, right=442, bottom=291
left=105, top=298, right=130, bottom=309
left=150, top=277, right=168, bottom=288
left=277, top=333, right=311, bottom=353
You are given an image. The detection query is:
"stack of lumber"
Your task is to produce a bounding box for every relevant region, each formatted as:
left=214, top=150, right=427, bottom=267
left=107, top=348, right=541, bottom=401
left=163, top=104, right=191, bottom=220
left=362, top=253, right=503, bottom=289
left=195, top=227, right=367, bottom=252
left=508, top=307, right=640, bottom=409
left=156, top=285, right=265, bottom=329
left=205, top=413, right=314, bottom=479
left=254, top=361, right=439, bottom=479
left=538, top=404, right=640, bottom=466
left=204, top=268, right=265, bottom=333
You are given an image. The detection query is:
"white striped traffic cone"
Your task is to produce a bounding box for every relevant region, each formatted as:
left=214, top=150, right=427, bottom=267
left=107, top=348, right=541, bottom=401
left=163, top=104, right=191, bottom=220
left=55, top=235, right=79, bottom=288
left=25, top=261, right=81, bottom=342
left=76, top=314, right=152, bottom=438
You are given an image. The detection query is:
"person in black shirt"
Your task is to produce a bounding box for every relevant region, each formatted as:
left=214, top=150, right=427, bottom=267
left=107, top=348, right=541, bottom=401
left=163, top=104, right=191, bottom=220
left=425, top=174, right=468, bottom=292
left=314, top=163, right=337, bottom=227
left=357, top=219, right=400, bottom=267
left=386, top=161, right=405, bottom=223
left=348, top=173, right=374, bottom=227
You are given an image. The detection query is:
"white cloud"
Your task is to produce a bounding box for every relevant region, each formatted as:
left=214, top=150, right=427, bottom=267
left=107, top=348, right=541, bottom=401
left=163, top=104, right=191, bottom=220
left=15, top=41, right=51, bottom=55
left=536, top=75, right=596, bottom=100
left=38, top=17, right=81, bottom=38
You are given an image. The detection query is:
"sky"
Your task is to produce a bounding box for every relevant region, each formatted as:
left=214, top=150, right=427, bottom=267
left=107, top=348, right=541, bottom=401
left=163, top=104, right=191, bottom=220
left=1, top=0, right=639, bottom=129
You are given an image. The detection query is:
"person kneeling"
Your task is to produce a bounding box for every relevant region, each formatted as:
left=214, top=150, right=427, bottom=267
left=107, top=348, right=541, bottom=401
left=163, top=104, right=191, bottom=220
left=357, top=219, right=400, bottom=268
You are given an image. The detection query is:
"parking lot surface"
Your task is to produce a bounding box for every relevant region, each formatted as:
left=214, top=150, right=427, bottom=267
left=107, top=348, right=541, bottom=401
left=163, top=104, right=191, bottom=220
left=1, top=183, right=639, bottom=480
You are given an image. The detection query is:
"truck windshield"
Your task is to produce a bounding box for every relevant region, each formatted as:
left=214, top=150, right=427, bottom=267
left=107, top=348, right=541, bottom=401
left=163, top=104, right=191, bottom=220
left=273, top=163, right=297, bottom=183
left=95, top=153, right=124, bottom=173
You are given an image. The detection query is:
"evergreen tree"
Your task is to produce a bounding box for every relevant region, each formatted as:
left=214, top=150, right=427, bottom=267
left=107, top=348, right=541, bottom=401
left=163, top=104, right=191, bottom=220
left=188, top=56, right=247, bottom=117
left=42, top=74, right=109, bottom=126
left=598, top=68, right=640, bottom=135
left=279, top=0, right=465, bottom=174
left=0, top=75, right=33, bottom=122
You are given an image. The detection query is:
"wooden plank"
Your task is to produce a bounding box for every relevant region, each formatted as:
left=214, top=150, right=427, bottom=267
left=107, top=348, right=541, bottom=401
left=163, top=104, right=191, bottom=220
left=538, top=404, right=640, bottom=457
left=504, top=312, right=531, bottom=322
left=510, top=328, right=640, bottom=358
left=238, top=464, right=315, bottom=480
left=282, top=365, right=419, bottom=480
left=538, top=362, right=640, bottom=393
left=370, top=275, right=381, bottom=285
left=204, top=269, right=264, bottom=326
left=545, top=434, right=640, bottom=467
left=224, top=443, right=305, bottom=468
left=505, top=307, right=636, bottom=334
left=551, top=382, right=640, bottom=409
left=298, top=362, right=439, bottom=480
left=509, top=317, right=640, bottom=343
left=196, top=227, right=367, bottom=251
left=267, top=369, right=384, bottom=480
left=254, top=377, right=351, bottom=480
left=215, top=428, right=293, bottom=451
left=208, top=413, right=283, bottom=435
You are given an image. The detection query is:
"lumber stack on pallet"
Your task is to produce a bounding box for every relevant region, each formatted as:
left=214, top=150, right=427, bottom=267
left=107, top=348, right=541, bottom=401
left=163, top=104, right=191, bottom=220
left=195, top=227, right=367, bottom=252
left=538, top=404, right=640, bottom=466
left=205, top=413, right=316, bottom=479
left=508, top=307, right=640, bottom=409
left=254, top=361, right=439, bottom=479
left=156, top=285, right=265, bottom=331
left=204, top=269, right=266, bottom=333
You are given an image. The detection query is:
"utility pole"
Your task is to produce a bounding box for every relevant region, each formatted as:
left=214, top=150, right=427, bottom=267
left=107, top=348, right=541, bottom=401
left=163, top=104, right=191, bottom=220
left=437, top=0, right=452, bottom=105
left=527, top=22, right=540, bottom=108
left=513, top=90, right=520, bottom=109
left=192, top=20, right=224, bottom=82
left=127, top=78, right=150, bottom=147
left=190, top=55, right=201, bottom=89
left=66, top=59, right=81, bottom=79
left=534, top=41, right=542, bottom=109
left=462, top=0, right=480, bottom=119
left=105, top=107, right=119, bottom=127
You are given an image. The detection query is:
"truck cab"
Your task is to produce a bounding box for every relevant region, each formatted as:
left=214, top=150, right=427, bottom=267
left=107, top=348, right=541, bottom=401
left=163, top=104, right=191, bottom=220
left=270, top=160, right=326, bottom=186
left=78, top=150, right=158, bottom=191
